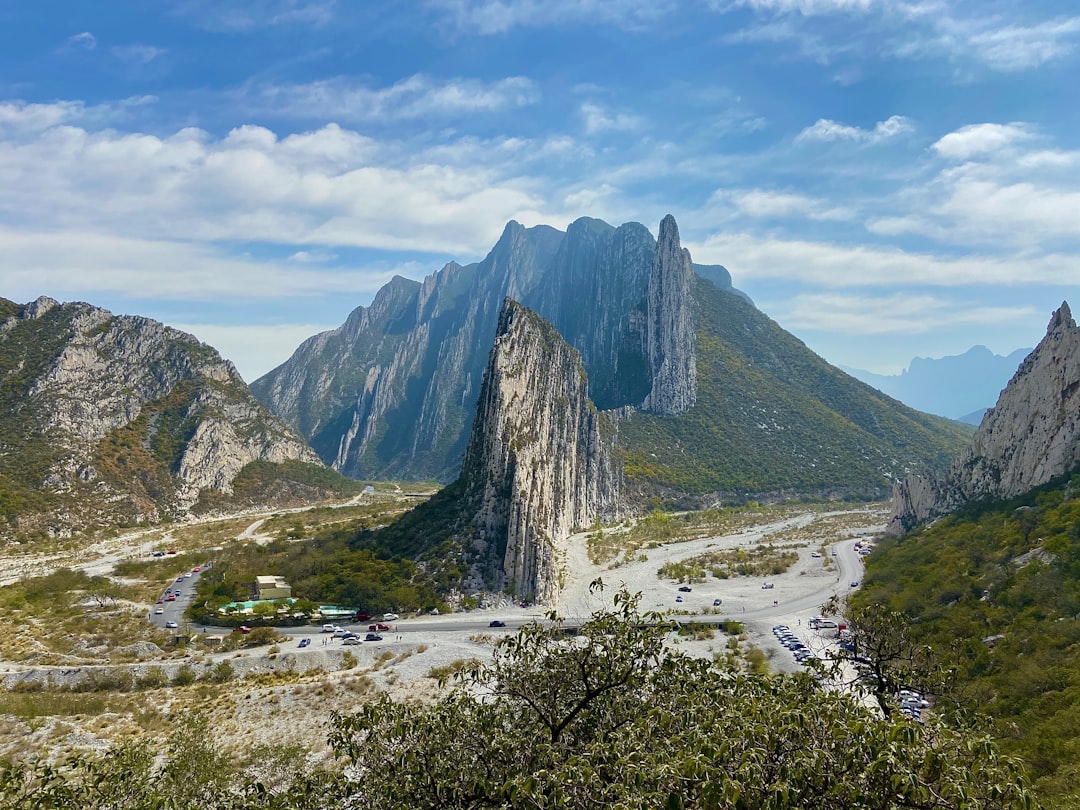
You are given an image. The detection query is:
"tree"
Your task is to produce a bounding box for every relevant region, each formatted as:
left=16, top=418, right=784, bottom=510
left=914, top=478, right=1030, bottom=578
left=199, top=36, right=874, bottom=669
left=329, top=586, right=1039, bottom=809
left=821, top=596, right=962, bottom=718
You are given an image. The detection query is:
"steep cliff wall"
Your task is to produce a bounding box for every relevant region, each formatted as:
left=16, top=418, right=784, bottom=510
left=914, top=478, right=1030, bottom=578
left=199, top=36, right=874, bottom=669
left=1, top=296, right=322, bottom=536
left=891, top=302, right=1080, bottom=531
left=642, top=215, right=697, bottom=415
left=460, top=299, right=620, bottom=603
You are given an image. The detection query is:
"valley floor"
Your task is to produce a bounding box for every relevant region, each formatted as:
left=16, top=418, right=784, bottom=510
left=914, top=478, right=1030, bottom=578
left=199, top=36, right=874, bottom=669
left=0, top=499, right=887, bottom=762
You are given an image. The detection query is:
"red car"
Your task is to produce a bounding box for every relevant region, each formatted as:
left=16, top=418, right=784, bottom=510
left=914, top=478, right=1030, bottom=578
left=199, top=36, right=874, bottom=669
left=354, top=613, right=372, bottom=622
left=233, top=625, right=252, bottom=634
left=191, top=566, right=201, bottom=573
left=368, top=623, right=391, bottom=632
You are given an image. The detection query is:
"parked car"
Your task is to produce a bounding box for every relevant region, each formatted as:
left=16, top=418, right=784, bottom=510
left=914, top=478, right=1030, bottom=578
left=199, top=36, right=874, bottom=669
left=165, top=621, right=178, bottom=629
left=761, top=582, right=774, bottom=590
left=489, top=620, right=506, bottom=628
left=678, top=585, right=692, bottom=592
left=192, top=566, right=201, bottom=573
left=365, top=633, right=383, bottom=641
left=322, top=624, right=336, bottom=632
left=298, top=638, right=310, bottom=648
left=382, top=613, right=400, bottom=622
left=333, top=628, right=350, bottom=638
left=368, top=623, right=391, bottom=632
left=176, top=576, right=184, bottom=582
left=712, top=598, right=722, bottom=606
left=152, top=551, right=165, bottom=557
left=166, top=550, right=177, bottom=555
left=342, top=637, right=362, bottom=645
left=234, top=625, right=252, bottom=634
left=849, top=580, right=860, bottom=588
left=154, top=607, right=164, bottom=615
left=675, top=596, right=683, bottom=602
left=354, top=613, right=372, bottom=622
left=810, top=552, right=822, bottom=558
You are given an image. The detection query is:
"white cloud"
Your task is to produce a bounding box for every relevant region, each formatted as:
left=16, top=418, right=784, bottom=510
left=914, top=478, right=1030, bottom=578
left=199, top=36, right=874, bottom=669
left=112, top=45, right=166, bottom=65
left=426, top=0, right=674, bottom=34
left=169, top=322, right=338, bottom=381
left=968, top=16, right=1080, bottom=71
left=242, top=74, right=539, bottom=122
left=0, top=106, right=569, bottom=262
left=713, top=188, right=853, bottom=221
left=687, top=231, right=1080, bottom=287
left=796, top=114, right=912, bottom=143
left=66, top=31, right=97, bottom=50
left=288, top=249, right=338, bottom=263
left=718, top=0, right=875, bottom=15
left=931, top=122, right=1033, bottom=160
left=172, top=0, right=336, bottom=31
left=0, top=97, right=158, bottom=137
left=580, top=102, right=641, bottom=135
left=775, top=292, right=1038, bottom=336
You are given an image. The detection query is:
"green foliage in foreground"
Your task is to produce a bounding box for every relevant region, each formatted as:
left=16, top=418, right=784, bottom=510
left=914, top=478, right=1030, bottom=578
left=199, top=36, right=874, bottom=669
left=855, top=468, right=1080, bottom=807
left=1, top=590, right=1039, bottom=809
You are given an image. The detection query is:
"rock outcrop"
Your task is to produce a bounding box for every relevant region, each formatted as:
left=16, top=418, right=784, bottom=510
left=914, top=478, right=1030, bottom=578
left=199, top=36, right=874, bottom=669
left=891, top=302, right=1080, bottom=531
left=0, top=297, right=323, bottom=536
left=642, top=214, right=697, bottom=415
left=459, top=300, right=620, bottom=602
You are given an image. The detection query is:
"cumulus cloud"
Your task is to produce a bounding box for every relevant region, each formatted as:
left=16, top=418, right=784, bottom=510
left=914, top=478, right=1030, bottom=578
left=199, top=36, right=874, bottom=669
left=242, top=75, right=539, bottom=123
left=0, top=105, right=569, bottom=268
left=796, top=114, right=912, bottom=143
left=931, top=122, right=1033, bottom=160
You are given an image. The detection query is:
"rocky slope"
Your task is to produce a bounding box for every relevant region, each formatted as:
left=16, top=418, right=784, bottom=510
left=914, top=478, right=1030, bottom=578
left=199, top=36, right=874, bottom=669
left=458, top=300, right=620, bottom=602
left=0, top=297, right=336, bottom=539
left=891, top=302, right=1080, bottom=531
left=252, top=216, right=743, bottom=481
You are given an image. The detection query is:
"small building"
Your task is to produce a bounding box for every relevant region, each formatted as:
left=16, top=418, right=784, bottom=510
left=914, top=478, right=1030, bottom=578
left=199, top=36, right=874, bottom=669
left=254, top=575, right=292, bottom=601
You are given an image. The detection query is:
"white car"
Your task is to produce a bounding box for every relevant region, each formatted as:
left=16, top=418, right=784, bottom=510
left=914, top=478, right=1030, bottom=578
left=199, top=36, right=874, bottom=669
left=382, top=613, right=400, bottom=622
left=154, top=607, right=164, bottom=615
left=322, top=624, right=336, bottom=633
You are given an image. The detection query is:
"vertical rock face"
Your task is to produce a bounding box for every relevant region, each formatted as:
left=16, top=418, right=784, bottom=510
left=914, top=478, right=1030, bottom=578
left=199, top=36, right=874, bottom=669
left=642, top=215, right=698, bottom=415
left=891, top=302, right=1080, bottom=531
left=460, top=299, right=620, bottom=603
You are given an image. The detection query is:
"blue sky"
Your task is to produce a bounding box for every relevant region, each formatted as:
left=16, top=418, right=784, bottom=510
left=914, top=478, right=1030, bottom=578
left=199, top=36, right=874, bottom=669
left=1, top=0, right=1078, bottom=382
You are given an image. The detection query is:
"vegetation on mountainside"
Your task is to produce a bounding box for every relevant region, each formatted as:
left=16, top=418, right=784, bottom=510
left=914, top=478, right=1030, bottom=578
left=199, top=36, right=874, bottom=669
left=0, top=591, right=1040, bottom=809
left=617, top=282, right=973, bottom=499
left=659, top=545, right=799, bottom=582
left=0, top=301, right=79, bottom=533
left=854, top=465, right=1080, bottom=807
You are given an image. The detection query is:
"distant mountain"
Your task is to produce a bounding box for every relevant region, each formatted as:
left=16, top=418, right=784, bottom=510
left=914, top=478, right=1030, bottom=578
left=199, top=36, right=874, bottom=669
left=258, top=215, right=971, bottom=518
left=843, top=345, right=1029, bottom=420
left=0, top=296, right=356, bottom=540
left=892, top=302, right=1080, bottom=532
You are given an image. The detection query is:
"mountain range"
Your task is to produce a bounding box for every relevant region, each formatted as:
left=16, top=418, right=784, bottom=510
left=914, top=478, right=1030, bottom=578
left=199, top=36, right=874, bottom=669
left=843, top=345, right=1030, bottom=423
left=253, top=215, right=970, bottom=504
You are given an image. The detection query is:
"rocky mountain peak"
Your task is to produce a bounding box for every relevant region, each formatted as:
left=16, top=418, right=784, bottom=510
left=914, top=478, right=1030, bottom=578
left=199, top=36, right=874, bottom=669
left=891, top=300, right=1080, bottom=531
left=642, top=214, right=697, bottom=415
left=459, top=298, right=620, bottom=603
left=23, top=296, right=59, bottom=319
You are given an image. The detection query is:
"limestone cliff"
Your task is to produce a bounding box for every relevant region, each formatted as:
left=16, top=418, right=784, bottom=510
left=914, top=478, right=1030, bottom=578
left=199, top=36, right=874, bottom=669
left=891, top=302, right=1080, bottom=531
left=642, top=214, right=697, bottom=415
left=459, top=299, right=620, bottom=603
left=0, top=297, right=323, bottom=538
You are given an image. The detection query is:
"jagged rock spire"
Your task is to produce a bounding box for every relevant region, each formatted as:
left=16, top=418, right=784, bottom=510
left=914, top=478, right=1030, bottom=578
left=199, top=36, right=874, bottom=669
left=642, top=215, right=697, bottom=415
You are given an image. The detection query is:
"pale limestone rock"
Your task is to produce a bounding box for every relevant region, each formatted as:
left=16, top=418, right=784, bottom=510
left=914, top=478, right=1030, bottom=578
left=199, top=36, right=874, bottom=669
left=461, top=300, right=621, bottom=604
left=642, top=214, right=697, bottom=415
left=891, top=302, right=1080, bottom=531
